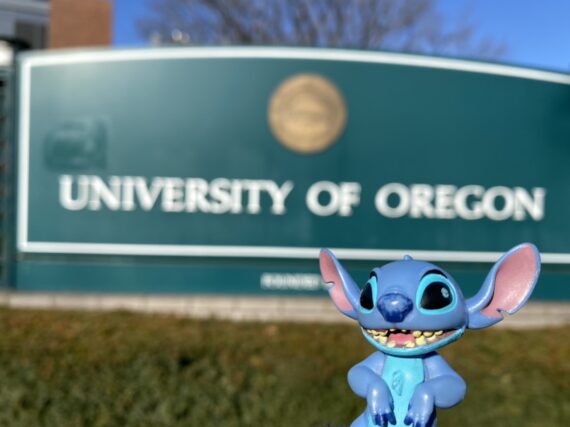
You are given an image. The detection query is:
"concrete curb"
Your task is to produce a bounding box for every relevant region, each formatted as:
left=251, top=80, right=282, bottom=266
left=0, top=292, right=568, bottom=327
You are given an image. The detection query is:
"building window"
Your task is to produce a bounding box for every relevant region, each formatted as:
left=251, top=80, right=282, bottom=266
left=15, top=21, right=47, bottom=49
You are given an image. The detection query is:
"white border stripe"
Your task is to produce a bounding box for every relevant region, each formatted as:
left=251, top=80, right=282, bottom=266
left=17, top=60, right=31, bottom=249
left=16, top=242, right=570, bottom=264
left=18, top=47, right=570, bottom=85
left=16, top=47, right=570, bottom=264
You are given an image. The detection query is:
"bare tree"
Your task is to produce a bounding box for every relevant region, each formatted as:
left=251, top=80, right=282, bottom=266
left=137, top=0, right=506, bottom=59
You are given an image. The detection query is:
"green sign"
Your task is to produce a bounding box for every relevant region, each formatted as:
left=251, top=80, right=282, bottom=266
left=14, top=47, right=570, bottom=298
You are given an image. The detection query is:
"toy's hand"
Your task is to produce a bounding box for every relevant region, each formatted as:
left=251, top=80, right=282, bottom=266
left=366, top=379, right=396, bottom=427
left=404, top=384, right=435, bottom=427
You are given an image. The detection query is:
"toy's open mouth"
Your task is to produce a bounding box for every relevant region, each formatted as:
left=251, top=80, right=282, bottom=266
left=362, top=327, right=457, bottom=349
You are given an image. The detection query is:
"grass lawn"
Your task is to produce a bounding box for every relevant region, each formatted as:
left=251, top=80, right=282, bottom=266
left=0, top=308, right=567, bottom=426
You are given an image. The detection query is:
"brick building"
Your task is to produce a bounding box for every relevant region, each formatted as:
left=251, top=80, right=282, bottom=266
left=0, top=0, right=112, bottom=50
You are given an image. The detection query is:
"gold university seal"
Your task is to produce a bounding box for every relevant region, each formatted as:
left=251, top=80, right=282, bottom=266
left=268, top=74, right=347, bottom=154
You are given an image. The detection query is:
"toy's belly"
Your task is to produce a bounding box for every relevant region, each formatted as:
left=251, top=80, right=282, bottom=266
left=381, top=356, right=425, bottom=427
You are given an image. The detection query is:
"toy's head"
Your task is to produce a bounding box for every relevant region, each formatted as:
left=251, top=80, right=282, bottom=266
left=320, top=244, right=540, bottom=357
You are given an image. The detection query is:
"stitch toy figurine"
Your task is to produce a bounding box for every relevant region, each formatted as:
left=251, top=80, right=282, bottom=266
left=319, top=243, right=540, bottom=427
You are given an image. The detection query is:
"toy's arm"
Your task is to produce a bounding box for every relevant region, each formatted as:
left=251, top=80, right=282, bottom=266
left=404, top=353, right=466, bottom=427
left=347, top=352, right=385, bottom=396
left=348, top=352, right=396, bottom=427
left=423, top=353, right=466, bottom=407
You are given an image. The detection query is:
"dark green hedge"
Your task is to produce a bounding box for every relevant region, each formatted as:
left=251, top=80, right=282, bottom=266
left=0, top=308, right=567, bottom=426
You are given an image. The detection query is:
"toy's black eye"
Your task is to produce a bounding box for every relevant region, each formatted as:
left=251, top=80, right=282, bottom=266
left=420, top=281, right=453, bottom=310
left=359, top=275, right=378, bottom=314
left=360, top=281, right=374, bottom=310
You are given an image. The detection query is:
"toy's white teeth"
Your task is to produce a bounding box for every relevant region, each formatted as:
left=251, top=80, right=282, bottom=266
left=364, top=328, right=451, bottom=348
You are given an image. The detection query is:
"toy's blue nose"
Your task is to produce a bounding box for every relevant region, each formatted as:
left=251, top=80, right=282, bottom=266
left=378, top=293, right=413, bottom=323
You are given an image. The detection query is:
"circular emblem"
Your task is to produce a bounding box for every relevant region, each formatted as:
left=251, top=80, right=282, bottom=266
left=268, top=74, right=347, bottom=154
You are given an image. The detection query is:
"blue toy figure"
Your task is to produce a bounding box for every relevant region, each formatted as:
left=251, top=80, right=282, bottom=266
left=319, top=243, right=540, bottom=427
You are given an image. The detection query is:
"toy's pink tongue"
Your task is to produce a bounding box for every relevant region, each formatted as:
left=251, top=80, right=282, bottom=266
left=390, top=333, right=414, bottom=345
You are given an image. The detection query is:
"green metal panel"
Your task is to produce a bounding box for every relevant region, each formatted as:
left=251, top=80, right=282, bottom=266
left=13, top=47, right=570, bottom=298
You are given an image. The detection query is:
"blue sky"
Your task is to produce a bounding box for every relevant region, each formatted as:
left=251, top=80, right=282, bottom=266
left=114, top=0, right=570, bottom=72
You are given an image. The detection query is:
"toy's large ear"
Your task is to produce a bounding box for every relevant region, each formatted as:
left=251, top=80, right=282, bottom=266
left=467, top=243, right=540, bottom=329
left=319, top=248, right=360, bottom=319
